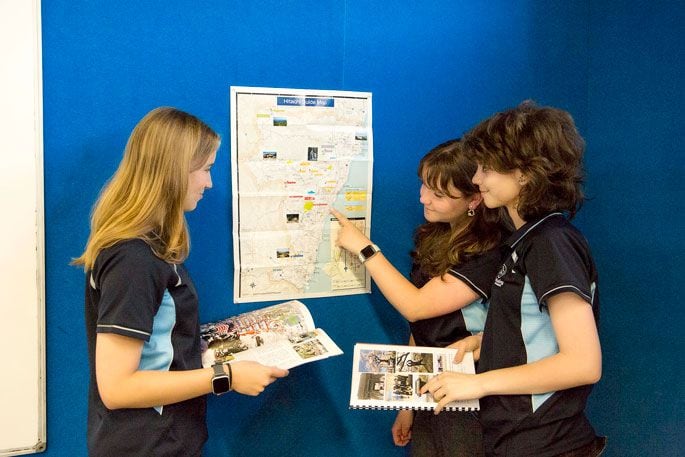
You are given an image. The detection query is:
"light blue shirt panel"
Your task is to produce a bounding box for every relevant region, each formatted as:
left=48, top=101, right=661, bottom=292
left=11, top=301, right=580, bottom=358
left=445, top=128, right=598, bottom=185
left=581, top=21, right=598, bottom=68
left=461, top=299, right=488, bottom=335
left=138, top=289, right=176, bottom=414
left=520, top=276, right=558, bottom=411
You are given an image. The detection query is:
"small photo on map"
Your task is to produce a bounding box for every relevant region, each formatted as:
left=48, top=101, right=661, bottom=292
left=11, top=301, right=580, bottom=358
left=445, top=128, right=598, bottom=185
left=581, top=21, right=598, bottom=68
left=307, top=147, right=318, bottom=161
left=262, top=150, right=277, bottom=159
left=286, top=213, right=300, bottom=223
left=355, top=131, right=367, bottom=141
left=273, top=117, right=287, bottom=126
left=276, top=249, right=290, bottom=258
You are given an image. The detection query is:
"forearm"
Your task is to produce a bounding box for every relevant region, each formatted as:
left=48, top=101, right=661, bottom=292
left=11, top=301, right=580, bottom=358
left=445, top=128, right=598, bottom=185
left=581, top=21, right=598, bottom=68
left=478, top=350, right=601, bottom=396
left=100, top=367, right=214, bottom=409
left=363, top=254, right=428, bottom=321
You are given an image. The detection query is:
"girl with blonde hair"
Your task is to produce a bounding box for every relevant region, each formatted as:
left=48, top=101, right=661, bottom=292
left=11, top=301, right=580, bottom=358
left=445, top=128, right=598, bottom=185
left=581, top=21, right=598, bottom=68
left=74, top=107, right=288, bottom=456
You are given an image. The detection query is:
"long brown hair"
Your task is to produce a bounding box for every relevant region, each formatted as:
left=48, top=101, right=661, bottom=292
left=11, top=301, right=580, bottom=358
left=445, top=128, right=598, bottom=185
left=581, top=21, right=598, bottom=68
left=412, top=139, right=506, bottom=279
left=73, top=107, right=220, bottom=270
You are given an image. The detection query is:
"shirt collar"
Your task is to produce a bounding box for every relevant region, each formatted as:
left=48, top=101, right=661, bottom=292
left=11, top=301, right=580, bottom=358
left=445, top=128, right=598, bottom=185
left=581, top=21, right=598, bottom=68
left=505, top=212, right=565, bottom=249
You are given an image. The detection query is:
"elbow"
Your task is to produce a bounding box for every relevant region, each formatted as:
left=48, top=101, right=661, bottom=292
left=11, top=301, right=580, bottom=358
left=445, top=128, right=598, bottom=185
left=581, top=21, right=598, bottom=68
left=587, top=364, right=602, bottom=385
left=580, top=359, right=602, bottom=385
left=98, top=385, right=128, bottom=410
left=405, top=314, right=419, bottom=323
left=404, top=310, right=429, bottom=323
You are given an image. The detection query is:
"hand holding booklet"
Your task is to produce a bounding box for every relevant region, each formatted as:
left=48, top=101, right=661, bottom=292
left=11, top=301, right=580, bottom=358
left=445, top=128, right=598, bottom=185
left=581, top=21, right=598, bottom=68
left=200, top=300, right=343, bottom=370
left=349, top=343, right=479, bottom=411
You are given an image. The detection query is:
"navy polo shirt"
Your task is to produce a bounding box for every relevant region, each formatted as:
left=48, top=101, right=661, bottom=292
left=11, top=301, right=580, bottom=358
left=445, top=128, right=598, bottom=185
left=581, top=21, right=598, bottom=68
left=478, top=213, right=600, bottom=456
left=85, top=239, right=207, bottom=457
left=410, top=248, right=503, bottom=348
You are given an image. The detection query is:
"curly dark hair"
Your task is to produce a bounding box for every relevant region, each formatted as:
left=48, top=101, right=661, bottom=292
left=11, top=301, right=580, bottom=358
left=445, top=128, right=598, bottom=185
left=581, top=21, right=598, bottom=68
left=411, top=139, right=508, bottom=279
left=462, top=100, right=585, bottom=220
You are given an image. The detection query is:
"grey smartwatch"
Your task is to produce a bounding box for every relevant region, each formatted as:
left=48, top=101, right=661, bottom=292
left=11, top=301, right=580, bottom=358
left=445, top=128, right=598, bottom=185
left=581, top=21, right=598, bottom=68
left=211, top=363, right=232, bottom=395
left=358, top=244, right=380, bottom=263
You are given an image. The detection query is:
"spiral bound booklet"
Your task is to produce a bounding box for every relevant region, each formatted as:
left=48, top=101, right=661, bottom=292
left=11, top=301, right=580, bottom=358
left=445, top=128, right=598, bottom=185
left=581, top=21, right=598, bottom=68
left=349, top=343, right=480, bottom=411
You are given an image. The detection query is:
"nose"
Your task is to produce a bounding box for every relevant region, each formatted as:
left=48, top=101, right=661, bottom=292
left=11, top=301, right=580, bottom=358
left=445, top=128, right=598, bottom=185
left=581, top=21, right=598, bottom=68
left=419, top=184, right=430, bottom=204
left=472, top=167, right=482, bottom=186
left=206, top=172, right=213, bottom=189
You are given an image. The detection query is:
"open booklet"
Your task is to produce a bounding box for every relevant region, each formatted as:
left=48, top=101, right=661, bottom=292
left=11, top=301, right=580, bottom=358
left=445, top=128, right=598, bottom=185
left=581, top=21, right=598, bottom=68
left=200, top=300, right=343, bottom=370
left=349, top=343, right=480, bottom=411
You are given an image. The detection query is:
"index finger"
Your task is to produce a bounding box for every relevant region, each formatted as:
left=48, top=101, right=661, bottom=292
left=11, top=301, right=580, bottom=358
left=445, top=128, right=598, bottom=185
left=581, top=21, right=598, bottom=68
left=329, top=207, right=350, bottom=224
left=419, top=374, right=439, bottom=395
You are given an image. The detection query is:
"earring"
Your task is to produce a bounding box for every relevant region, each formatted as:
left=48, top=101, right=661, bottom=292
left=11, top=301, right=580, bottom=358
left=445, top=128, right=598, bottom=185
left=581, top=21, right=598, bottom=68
left=467, top=208, right=475, bottom=217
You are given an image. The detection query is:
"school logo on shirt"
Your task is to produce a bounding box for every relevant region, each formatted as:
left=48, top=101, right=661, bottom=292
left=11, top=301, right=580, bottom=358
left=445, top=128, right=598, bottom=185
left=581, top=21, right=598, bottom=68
left=494, top=251, right=518, bottom=287
left=494, top=264, right=507, bottom=287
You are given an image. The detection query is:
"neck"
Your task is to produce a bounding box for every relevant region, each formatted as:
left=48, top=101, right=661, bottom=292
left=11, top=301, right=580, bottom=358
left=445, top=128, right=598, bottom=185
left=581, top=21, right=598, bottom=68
left=507, top=206, right=527, bottom=229
left=449, top=214, right=469, bottom=230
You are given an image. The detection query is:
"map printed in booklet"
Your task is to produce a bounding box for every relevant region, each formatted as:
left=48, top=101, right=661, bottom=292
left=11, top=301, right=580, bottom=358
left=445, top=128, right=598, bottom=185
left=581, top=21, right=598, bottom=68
left=349, top=343, right=480, bottom=411
left=200, top=300, right=342, bottom=370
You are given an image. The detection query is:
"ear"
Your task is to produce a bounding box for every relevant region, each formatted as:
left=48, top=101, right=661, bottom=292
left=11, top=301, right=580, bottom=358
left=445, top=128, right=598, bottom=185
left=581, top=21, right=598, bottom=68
left=516, top=170, right=528, bottom=186
left=469, top=193, right=483, bottom=210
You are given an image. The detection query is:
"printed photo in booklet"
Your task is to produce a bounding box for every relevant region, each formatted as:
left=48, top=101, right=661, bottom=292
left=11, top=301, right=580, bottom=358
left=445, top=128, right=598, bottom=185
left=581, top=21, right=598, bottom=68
left=349, top=342, right=479, bottom=411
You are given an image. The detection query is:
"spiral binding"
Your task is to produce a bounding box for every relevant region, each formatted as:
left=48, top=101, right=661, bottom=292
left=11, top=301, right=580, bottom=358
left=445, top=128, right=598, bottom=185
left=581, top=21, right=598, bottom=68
left=349, top=404, right=476, bottom=411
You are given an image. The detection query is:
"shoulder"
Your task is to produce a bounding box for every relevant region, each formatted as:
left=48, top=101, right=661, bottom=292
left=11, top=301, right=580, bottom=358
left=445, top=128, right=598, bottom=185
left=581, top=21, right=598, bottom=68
left=456, top=247, right=505, bottom=271
left=92, top=239, right=174, bottom=286
left=525, top=216, right=591, bottom=256
left=95, top=239, right=157, bottom=269
left=447, top=247, right=504, bottom=298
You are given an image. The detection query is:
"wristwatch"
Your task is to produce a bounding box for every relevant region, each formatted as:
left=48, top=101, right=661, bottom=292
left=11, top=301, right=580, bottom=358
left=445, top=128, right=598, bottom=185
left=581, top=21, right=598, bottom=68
left=358, top=244, right=380, bottom=263
left=211, top=363, right=232, bottom=395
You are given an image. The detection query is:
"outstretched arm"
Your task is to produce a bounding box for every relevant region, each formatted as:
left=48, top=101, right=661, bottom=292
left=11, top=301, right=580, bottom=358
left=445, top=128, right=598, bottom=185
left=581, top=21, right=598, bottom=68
left=330, top=208, right=480, bottom=321
left=422, top=292, right=601, bottom=413
left=96, top=333, right=289, bottom=409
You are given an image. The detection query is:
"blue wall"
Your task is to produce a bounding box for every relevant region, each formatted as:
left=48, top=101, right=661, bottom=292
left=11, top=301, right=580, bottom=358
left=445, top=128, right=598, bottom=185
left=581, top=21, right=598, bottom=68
left=581, top=1, right=685, bottom=455
left=40, top=1, right=682, bottom=456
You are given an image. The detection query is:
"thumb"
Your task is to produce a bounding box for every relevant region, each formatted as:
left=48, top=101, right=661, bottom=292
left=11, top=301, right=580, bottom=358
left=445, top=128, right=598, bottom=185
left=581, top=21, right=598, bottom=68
left=272, top=367, right=289, bottom=378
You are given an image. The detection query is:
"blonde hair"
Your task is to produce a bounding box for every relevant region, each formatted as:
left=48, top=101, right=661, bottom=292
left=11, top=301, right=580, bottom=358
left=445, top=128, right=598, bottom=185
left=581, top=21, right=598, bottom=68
left=73, top=107, right=220, bottom=270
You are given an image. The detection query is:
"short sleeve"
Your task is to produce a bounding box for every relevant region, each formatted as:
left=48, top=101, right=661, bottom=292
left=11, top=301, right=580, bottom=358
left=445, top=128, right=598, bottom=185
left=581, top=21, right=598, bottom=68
left=446, top=248, right=503, bottom=300
left=91, top=240, right=172, bottom=341
left=524, top=227, right=595, bottom=307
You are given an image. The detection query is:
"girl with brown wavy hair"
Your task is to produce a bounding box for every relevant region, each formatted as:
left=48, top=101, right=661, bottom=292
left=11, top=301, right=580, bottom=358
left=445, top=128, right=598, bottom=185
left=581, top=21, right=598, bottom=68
left=332, top=138, right=509, bottom=457
left=424, top=101, right=605, bottom=457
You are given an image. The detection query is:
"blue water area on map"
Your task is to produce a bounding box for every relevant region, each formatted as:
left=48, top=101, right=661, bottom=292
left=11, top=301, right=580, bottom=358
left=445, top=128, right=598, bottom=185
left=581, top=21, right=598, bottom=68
left=305, top=158, right=370, bottom=292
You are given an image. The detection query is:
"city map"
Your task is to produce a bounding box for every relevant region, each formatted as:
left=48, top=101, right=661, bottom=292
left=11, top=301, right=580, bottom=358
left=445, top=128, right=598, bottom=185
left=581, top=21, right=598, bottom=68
left=230, top=87, right=373, bottom=302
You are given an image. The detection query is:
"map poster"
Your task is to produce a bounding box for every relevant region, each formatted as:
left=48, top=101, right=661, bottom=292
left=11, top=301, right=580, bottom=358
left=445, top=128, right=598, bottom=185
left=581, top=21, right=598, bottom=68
left=230, top=86, right=373, bottom=303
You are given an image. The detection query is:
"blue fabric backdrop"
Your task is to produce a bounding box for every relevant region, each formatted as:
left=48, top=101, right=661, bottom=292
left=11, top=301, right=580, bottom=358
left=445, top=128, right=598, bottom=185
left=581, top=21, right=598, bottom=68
left=41, top=1, right=683, bottom=456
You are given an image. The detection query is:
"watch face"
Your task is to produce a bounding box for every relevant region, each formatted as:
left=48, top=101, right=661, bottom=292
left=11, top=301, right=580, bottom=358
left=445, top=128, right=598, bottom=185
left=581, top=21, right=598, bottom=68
left=213, top=375, right=230, bottom=394
left=360, top=245, right=376, bottom=258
